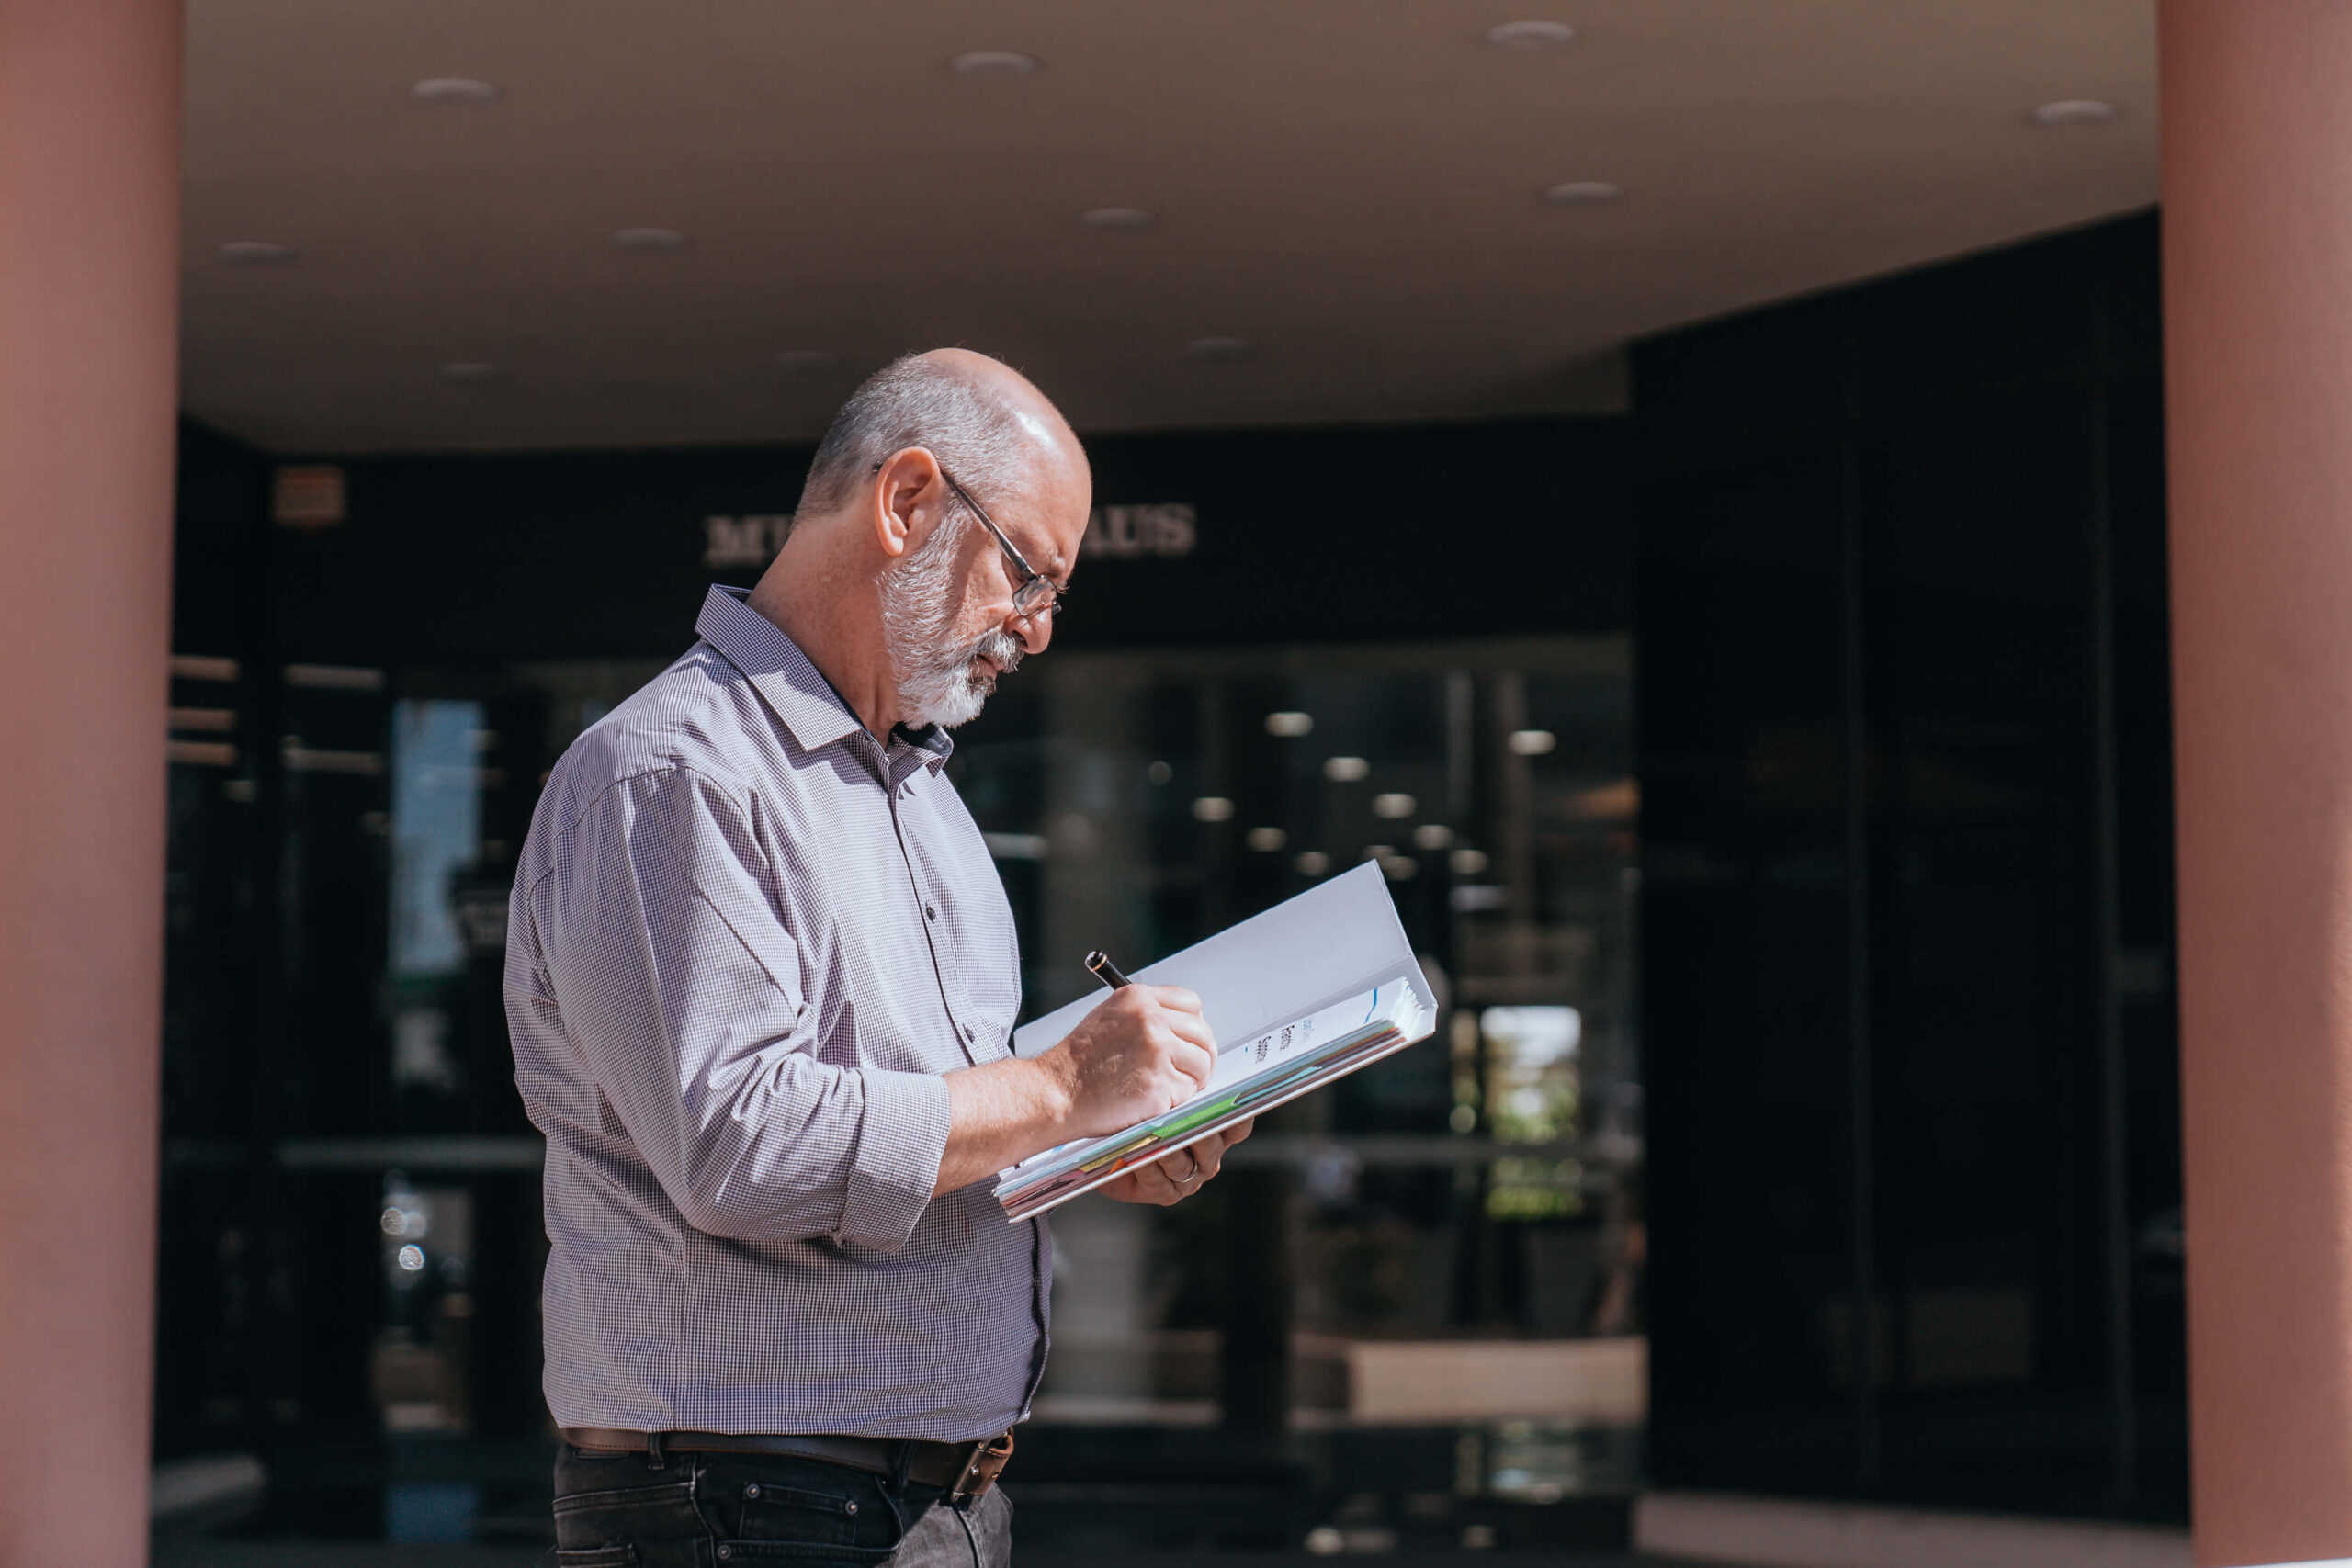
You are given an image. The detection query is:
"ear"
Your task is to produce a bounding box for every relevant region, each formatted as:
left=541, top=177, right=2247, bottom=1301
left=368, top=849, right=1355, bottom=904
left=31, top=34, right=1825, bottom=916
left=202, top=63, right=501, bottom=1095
left=872, top=447, right=944, bottom=560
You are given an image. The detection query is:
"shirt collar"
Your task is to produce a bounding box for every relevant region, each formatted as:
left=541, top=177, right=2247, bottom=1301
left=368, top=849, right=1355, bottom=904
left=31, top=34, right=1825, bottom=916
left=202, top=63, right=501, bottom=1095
left=695, top=585, right=954, bottom=773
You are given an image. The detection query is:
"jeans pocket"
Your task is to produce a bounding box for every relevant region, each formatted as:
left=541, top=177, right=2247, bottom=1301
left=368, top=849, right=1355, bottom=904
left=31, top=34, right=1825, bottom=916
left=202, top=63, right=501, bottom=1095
left=553, top=1475, right=707, bottom=1562
left=699, top=1457, right=912, bottom=1562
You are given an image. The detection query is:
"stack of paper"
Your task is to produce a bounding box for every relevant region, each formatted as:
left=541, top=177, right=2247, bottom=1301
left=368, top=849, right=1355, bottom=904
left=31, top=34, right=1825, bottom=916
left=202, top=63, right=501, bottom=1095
left=994, top=862, right=1438, bottom=1222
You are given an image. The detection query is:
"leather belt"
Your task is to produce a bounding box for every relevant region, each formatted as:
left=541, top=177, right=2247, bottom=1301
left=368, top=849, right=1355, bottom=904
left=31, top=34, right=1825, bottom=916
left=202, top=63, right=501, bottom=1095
left=559, top=1427, right=1015, bottom=1503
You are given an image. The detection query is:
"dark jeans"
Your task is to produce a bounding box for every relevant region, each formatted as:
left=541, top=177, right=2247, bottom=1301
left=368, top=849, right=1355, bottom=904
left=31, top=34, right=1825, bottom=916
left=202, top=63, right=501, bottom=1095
left=552, top=1443, right=1013, bottom=1568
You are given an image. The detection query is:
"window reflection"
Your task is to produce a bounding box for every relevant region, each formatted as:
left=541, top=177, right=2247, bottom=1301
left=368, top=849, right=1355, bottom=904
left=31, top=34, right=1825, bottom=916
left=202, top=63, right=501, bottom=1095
left=220, top=634, right=1644, bottom=1472
left=942, top=639, right=1643, bottom=1435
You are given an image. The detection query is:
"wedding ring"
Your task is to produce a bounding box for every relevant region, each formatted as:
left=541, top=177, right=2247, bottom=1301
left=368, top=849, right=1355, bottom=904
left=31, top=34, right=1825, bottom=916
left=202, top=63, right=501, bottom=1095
left=1175, top=1149, right=1204, bottom=1186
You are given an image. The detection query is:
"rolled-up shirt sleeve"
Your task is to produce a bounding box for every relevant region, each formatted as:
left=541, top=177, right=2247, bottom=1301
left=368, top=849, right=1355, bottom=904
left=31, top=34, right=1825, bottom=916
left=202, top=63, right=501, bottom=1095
left=532, top=764, right=951, bottom=1252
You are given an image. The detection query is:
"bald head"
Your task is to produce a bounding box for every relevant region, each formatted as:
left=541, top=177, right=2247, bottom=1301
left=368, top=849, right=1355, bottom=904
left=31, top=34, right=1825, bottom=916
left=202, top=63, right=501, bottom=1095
left=797, top=349, right=1086, bottom=522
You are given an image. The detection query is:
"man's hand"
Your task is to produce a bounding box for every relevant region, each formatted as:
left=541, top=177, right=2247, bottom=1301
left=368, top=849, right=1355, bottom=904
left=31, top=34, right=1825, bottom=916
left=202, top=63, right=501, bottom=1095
left=1035, top=985, right=1217, bottom=1138
left=1102, top=1118, right=1256, bottom=1206
left=933, top=986, right=1217, bottom=1196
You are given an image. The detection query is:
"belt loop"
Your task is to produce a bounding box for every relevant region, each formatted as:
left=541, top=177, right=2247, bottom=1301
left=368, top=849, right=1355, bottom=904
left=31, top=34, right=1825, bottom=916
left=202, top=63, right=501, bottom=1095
left=646, top=1430, right=668, bottom=1472
left=890, top=1438, right=913, bottom=1491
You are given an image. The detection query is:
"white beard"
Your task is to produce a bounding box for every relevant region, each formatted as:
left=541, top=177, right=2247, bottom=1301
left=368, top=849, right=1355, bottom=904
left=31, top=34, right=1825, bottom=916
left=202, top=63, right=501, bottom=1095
left=878, top=515, right=1025, bottom=729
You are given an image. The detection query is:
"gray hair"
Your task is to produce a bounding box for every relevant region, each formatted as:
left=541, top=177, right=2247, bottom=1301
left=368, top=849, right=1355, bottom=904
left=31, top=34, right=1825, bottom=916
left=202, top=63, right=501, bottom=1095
left=797, top=353, right=1031, bottom=517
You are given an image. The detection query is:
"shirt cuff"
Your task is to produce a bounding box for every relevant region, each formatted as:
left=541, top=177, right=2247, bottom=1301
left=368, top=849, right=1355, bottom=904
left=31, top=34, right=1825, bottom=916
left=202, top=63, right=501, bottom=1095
left=835, top=1068, right=952, bottom=1253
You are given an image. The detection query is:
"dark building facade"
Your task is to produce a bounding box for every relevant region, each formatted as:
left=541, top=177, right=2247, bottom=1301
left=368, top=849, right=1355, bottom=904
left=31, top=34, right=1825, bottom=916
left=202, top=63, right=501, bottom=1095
left=154, top=211, right=2177, bottom=1540
left=1635, top=211, right=2183, bottom=1517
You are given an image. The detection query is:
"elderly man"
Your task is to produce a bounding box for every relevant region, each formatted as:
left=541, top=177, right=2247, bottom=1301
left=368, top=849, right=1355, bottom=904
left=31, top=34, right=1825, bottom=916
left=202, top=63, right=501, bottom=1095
left=506, top=349, right=1250, bottom=1567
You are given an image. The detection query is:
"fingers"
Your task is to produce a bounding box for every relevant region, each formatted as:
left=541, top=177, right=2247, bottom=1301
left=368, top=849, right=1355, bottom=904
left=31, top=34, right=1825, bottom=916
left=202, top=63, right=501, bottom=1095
left=1186, top=1121, right=1250, bottom=1180
left=1113, top=986, right=1216, bottom=1059
left=1057, top=983, right=1228, bottom=1134
left=1146, top=985, right=1204, bottom=1016
left=1158, top=1007, right=1216, bottom=1056
left=1188, top=1137, right=1227, bottom=1184
left=1157, top=1140, right=1218, bottom=1191
left=1109, top=1138, right=1247, bottom=1207
left=1126, top=1156, right=1186, bottom=1206
left=1170, top=1037, right=1216, bottom=1092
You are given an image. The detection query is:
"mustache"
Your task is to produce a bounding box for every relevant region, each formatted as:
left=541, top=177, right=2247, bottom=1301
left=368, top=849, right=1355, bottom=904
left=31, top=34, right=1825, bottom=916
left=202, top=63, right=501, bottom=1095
left=969, top=629, right=1023, bottom=679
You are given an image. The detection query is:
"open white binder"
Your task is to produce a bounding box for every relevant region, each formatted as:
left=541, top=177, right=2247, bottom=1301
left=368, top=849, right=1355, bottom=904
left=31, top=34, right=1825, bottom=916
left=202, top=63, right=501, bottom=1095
left=997, top=863, right=1436, bottom=1220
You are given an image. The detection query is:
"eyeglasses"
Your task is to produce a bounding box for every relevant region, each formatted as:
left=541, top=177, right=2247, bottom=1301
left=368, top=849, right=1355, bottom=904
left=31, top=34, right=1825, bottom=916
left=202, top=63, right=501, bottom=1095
left=872, top=460, right=1066, bottom=623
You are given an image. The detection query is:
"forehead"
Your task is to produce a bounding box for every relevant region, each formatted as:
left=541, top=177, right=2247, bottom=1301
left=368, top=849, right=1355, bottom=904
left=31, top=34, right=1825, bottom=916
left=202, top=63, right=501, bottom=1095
left=991, top=451, right=1087, bottom=580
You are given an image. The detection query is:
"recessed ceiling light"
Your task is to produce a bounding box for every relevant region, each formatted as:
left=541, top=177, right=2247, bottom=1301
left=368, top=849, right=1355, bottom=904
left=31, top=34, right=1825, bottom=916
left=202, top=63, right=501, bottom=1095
left=1324, top=755, right=1370, bottom=783
left=1451, top=846, right=1490, bottom=876
left=1295, top=850, right=1332, bottom=877
left=1264, top=711, right=1314, bottom=738
left=612, top=227, right=686, bottom=250
left=1186, top=336, right=1251, bottom=361
left=950, top=51, right=1040, bottom=76
left=1508, top=728, right=1557, bottom=756
left=1192, top=795, right=1236, bottom=823
left=1080, top=207, right=1153, bottom=230
left=2030, top=98, right=2119, bottom=126
left=410, top=77, right=501, bottom=106
left=775, top=349, right=839, bottom=373
left=1246, top=826, right=1288, bottom=852
left=1373, top=793, right=1418, bottom=819
left=437, top=361, right=503, bottom=384
left=220, top=240, right=297, bottom=264
left=1544, top=180, right=1623, bottom=205
left=1487, top=19, right=1576, bottom=49
left=1413, top=823, right=1455, bottom=851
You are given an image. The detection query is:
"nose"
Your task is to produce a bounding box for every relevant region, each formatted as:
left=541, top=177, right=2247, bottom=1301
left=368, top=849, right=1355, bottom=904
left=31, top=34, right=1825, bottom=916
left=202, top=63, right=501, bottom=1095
left=1012, top=608, right=1053, bottom=657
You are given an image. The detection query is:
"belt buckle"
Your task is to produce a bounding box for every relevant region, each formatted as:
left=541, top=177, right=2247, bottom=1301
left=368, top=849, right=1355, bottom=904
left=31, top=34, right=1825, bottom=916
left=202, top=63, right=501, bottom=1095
left=947, top=1428, right=1015, bottom=1505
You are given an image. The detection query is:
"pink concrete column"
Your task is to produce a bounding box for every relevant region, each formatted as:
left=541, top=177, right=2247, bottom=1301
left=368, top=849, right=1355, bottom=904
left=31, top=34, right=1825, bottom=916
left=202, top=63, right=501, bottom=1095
left=2163, top=3, right=2352, bottom=1562
left=0, top=1, right=182, bottom=1562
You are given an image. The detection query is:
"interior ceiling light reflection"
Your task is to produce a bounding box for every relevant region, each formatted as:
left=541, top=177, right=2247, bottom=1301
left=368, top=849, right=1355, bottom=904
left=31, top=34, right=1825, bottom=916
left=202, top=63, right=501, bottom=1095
left=1544, top=180, right=1623, bottom=205
left=1486, top=19, right=1576, bottom=48
left=949, top=51, right=1040, bottom=76
left=221, top=240, right=297, bottom=264
left=2030, top=98, right=2119, bottom=126
left=410, top=77, right=501, bottom=105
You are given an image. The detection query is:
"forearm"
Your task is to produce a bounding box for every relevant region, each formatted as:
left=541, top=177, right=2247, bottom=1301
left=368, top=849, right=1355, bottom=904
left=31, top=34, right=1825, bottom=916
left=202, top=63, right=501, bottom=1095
left=933, top=1054, right=1077, bottom=1196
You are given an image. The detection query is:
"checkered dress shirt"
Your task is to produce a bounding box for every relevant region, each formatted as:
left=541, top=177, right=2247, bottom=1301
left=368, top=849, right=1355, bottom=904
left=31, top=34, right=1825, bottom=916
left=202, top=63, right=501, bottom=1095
left=506, top=585, right=1047, bottom=1440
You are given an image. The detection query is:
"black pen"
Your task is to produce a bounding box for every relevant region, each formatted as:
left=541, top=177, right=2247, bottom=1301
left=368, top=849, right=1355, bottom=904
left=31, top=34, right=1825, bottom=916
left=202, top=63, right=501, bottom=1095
left=1084, top=950, right=1133, bottom=989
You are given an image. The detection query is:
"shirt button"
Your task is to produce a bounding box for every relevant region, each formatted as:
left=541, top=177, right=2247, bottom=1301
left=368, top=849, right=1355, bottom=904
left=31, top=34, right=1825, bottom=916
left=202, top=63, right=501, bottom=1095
left=925, top=904, right=938, bottom=921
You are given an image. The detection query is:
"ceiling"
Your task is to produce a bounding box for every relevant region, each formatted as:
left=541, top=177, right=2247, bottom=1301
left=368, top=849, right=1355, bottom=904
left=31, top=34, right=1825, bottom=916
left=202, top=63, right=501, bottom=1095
left=181, top=0, right=2158, bottom=454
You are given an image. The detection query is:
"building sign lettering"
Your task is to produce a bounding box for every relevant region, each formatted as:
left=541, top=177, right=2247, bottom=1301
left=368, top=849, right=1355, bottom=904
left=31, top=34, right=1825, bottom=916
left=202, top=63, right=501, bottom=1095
left=1082, top=503, right=1196, bottom=559
left=703, top=502, right=1195, bottom=570
left=703, top=513, right=794, bottom=568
